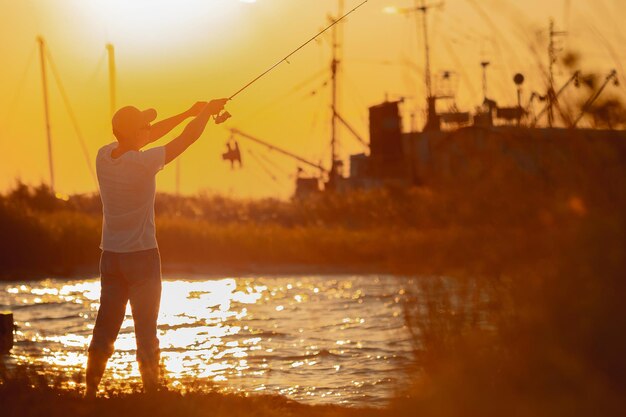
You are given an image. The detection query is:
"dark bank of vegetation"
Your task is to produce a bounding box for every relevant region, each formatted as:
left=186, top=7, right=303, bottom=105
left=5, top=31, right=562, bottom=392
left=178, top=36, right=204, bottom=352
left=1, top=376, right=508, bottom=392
left=0, top=178, right=571, bottom=279
left=2, top=132, right=621, bottom=279
left=1, top=131, right=626, bottom=416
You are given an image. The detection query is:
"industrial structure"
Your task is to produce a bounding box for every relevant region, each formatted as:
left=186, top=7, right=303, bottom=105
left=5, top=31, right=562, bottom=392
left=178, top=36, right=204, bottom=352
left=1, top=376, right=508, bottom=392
left=221, top=3, right=625, bottom=198
left=330, top=11, right=625, bottom=194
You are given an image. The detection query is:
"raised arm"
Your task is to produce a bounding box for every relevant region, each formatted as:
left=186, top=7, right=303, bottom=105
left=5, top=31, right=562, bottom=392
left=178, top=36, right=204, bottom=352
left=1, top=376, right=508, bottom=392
left=148, top=102, right=208, bottom=143
left=164, top=99, right=228, bottom=165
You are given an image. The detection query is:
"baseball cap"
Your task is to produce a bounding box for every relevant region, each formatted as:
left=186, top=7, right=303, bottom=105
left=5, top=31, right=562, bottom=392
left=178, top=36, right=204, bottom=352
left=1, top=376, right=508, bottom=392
left=112, top=106, right=157, bottom=141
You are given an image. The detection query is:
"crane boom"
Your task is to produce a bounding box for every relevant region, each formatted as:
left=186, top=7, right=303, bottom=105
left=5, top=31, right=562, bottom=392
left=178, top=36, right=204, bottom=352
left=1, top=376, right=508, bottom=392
left=571, top=70, right=618, bottom=128
left=229, top=128, right=328, bottom=174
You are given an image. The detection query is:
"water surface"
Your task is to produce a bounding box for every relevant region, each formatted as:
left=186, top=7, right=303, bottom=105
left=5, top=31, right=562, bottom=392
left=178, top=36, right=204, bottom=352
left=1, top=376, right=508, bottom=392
left=0, top=275, right=414, bottom=406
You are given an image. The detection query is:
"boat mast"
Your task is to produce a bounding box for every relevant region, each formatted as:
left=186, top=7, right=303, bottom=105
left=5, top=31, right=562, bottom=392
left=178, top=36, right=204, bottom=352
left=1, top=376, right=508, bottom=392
left=106, top=43, right=117, bottom=119
left=37, top=36, right=55, bottom=192
left=419, top=0, right=432, bottom=99
left=547, top=19, right=567, bottom=127
left=418, top=0, right=442, bottom=131
left=328, top=0, right=344, bottom=189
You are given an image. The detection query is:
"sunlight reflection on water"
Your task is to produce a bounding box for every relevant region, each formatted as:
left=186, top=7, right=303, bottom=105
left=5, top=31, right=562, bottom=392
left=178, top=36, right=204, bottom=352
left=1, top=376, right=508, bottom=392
left=0, top=276, right=414, bottom=406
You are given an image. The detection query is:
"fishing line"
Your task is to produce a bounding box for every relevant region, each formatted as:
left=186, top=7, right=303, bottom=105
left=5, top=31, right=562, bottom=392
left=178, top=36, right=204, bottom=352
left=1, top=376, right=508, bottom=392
left=257, top=150, right=292, bottom=178
left=236, top=67, right=329, bottom=124
left=214, top=0, right=371, bottom=123
left=246, top=149, right=284, bottom=193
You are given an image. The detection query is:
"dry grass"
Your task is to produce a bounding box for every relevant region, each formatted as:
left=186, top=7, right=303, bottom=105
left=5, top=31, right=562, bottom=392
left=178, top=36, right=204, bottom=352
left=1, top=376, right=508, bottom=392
left=0, top=366, right=382, bottom=417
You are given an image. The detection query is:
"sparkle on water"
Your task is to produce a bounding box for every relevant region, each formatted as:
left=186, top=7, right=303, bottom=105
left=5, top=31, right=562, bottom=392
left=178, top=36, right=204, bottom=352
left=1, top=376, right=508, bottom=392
left=1, top=276, right=414, bottom=406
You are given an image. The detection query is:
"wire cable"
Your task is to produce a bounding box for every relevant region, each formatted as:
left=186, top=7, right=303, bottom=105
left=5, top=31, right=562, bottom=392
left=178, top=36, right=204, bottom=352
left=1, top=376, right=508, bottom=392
left=246, top=149, right=281, bottom=185
left=45, top=49, right=98, bottom=188
left=256, top=149, right=293, bottom=178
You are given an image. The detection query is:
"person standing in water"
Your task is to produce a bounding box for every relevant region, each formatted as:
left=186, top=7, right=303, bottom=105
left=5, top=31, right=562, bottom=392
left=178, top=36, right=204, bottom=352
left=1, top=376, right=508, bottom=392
left=86, top=99, right=228, bottom=397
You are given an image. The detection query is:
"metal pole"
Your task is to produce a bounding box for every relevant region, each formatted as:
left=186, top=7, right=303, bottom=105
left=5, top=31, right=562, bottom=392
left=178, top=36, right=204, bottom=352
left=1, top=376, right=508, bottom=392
left=106, top=43, right=116, bottom=118
left=37, top=36, right=55, bottom=192
left=416, top=1, right=443, bottom=130
left=517, top=87, right=522, bottom=126
left=419, top=0, right=432, bottom=99
left=547, top=19, right=566, bottom=127
left=481, top=61, right=490, bottom=101
left=548, top=19, right=555, bottom=127
left=329, top=1, right=343, bottom=187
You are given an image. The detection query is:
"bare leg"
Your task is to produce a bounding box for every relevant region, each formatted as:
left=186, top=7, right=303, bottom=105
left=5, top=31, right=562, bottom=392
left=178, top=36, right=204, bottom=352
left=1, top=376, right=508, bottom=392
left=85, top=350, right=109, bottom=398
left=86, top=252, right=128, bottom=397
left=138, top=358, right=160, bottom=394
left=128, top=249, right=162, bottom=393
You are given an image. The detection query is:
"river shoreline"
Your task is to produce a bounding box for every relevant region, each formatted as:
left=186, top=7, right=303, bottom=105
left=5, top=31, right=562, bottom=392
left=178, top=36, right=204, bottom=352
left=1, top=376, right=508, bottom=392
left=0, top=224, right=558, bottom=282
left=0, top=262, right=419, bottom=282
left=0, top=381, right=391, bottom=417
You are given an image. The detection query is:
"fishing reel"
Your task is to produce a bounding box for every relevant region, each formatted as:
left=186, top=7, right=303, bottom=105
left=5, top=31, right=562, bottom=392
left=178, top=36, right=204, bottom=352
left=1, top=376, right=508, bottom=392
left=214, top=111, right=232, bottom=124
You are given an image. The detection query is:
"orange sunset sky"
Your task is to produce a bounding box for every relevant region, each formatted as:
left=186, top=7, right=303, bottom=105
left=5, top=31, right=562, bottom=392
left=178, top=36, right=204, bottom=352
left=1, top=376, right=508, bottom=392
left=1, top=0, right=624, bottom=199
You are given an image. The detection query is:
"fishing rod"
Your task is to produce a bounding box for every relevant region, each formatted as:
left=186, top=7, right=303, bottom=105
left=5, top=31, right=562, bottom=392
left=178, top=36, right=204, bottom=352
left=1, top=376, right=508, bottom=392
left=214, top=0, right=370, bottom=124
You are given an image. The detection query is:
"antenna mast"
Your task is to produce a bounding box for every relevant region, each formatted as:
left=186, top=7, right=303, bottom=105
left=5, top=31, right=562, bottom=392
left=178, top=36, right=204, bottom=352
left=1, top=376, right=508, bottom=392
left=37, top=36, right=55, bottom=192
left=547, top=18, right=567, bottom=127
left=328, top=0, right=344, bottom=189
left=419, top=0, right=433, bottom=99
left=417, top=0, right=443, bottom=131
left=481, top=60, right=490, bottom=101
left=384, top=1, right=442, bottom=130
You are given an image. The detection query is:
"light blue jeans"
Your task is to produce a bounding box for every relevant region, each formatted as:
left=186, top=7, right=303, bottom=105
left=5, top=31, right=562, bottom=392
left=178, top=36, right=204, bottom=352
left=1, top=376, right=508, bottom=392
left=89, top=248, right=162, bottom=376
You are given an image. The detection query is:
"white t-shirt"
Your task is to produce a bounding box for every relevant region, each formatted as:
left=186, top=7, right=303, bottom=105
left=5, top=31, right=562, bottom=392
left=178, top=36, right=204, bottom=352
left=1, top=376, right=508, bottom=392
left=96, top=142, right=166, bottom=253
